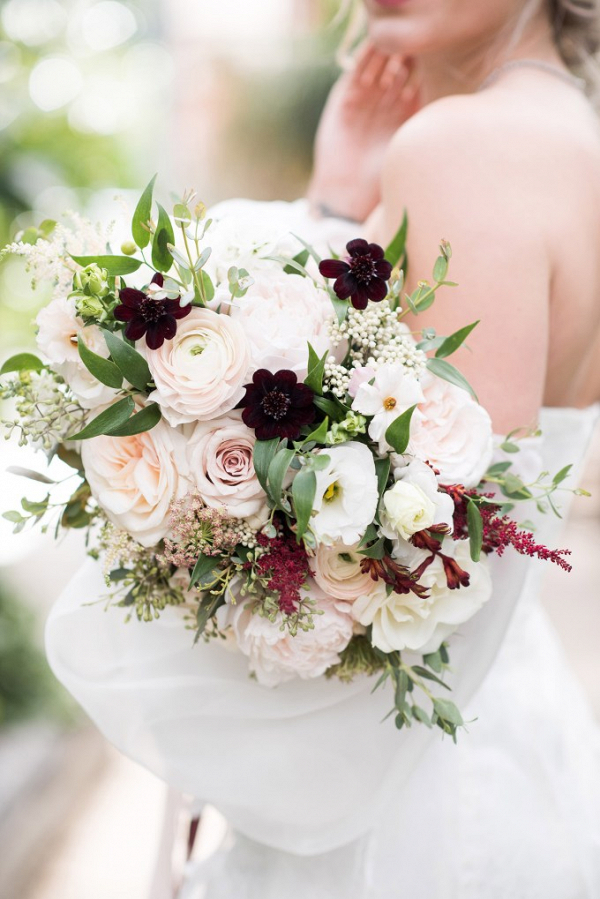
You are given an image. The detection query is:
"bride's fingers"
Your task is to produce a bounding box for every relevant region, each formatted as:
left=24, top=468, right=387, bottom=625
left=379, top=54, right=410, bottom=91
left=356, top=46, right=394, bottom=89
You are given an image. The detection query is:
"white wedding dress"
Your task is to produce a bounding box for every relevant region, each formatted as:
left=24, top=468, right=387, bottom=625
left=44, top=203, right=600, bottom=898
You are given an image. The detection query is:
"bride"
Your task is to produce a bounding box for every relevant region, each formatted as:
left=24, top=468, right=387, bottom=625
left=46, top=0, right=600, bottom=896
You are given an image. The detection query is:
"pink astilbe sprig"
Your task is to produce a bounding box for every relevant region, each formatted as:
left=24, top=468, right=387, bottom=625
left=247, top=528, right=312, bottom=615
left=448, top=486, right=572, bottom=572
left=163, top=492, right=250, bottom=569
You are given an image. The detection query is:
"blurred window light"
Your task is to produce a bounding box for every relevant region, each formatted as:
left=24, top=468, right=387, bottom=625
left=29, top=57, right=83, bottom=111
left=68, top=73, right=133, bottom=134
left=80, top=1, right=138, bottom=52
left=1, top=0, right=66, bottom=47
left=0, top=42, right=21, bottom=84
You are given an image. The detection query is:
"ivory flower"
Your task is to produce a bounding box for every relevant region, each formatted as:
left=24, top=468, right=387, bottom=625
left=352, top=363, right=424, bottom=453
left=312, top=541, right=376, bottom=603
left=311, top=442, right=378, bottom=546
left=147, top=308, right=252, bottom=426
left=380, top=458, right=455, bottom=541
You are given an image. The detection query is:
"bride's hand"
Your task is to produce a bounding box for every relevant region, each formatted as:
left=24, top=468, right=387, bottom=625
left=307, top=42, right=420, bottom=223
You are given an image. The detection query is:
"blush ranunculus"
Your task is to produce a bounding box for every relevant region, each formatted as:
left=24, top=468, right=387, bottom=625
left=81, top=418, right=188, bottom=547
left=312, top=541, right=377, bottom=604
left=185, top=411, right=266, bottom=518
left=147, top=308, right=252, bottom=426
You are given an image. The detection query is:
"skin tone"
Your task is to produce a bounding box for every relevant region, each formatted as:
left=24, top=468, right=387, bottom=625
left=308, top=0, right=600, bottom=432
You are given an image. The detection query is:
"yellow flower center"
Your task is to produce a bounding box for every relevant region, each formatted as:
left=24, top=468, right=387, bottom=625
left=383, top=396, right=397, bottom=411
left=324, top=481, right=340, bottom=503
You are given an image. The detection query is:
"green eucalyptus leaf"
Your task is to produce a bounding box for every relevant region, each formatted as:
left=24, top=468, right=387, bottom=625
left=384, top=404, right=417, bottom=454
left=426, top=357, right=478, bottom=401
left=132, top=174, right=157, bottom=249
left=78, top=335, right=123, bottom=389
left=301, top=417, right=329, bottom=447
left=253, top=438, right=280, bottom=494
left=375, top=456, right=391, bottom=498
left=435, top=320, right=480, bottom=359
left=292, top=467, right=317, bottom=539
left=0, top=353, right=44, bottom=375
left=283, top=249, right=309, bottom=276
left=68, top=396, right=135, bottom=441
left=411, top=665, right=451, bottom=690
left=103, top=329, right=152, bottom=392
left=499, top=441, right=520, bottom=454
left=313, top=395, right=348, bottom=423
left=304, top=343, right=328, bottom=395
left=432, top=698, right=464, bottom=727
left=552, top=464, right=573, bottom=485
left=152, top=203, right=175, bottom=273
left=71, top=255, right=142, bottom=276
left=432, top=254, right=448, bottom=282
left=106, top=403, right=161, bottom=437
left=267, top=448, right=296, bottom=504
left=384, top=209, right=408, bottom=267
left=467, top=500, right=483, bottom=562
left=190, top=552, right=223, bottom=589
left=6, top=466, right=56, bottom=485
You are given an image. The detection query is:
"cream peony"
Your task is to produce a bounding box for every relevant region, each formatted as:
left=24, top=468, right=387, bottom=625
left=147, top=308, right=252, bottom=426
left=352, top=363, right=425, bottom=454
left=410, top=371, right=493, bottom=488
left=311, top=442, right=379, bottom=546
left=229, top=271, right=337, bottom=378
left=380, top=458, right=455, bottom=542
left=185, top=411, right=266, bottom=518
left=312, top=541, right=377, bottom=603
left=353, top=541, right=492, bottom=654
left=225, top=582, right=354, bottom=687
left=36, top=296, right=117, bottom=409
left=81, top=419, right=188, bottom=547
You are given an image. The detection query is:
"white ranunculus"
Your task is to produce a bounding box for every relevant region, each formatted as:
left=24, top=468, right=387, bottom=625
left=229, top=271, right=337, bottom=378
left=351, top=363, right=425, bottom=454
left=380, top=458, right=455, bottom=541
left=410, top=370, right=493, bottom=488
left=81, top=419, right=189, bottom=547
left=147, top=308, right=252, bottom=426
left=36, top=296, right=117, bottom=409
left=353, top=540, right=492, bottom=654
left=311, top=442, right=378, bottom=546
left=312, top=541, right=377, bottom=604
left=185, top=411, right=266, bottom=518
left=224, top=582, right=354, bottom=687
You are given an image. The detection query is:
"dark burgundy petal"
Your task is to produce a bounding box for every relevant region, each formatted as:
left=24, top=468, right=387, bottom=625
left=119, top=287, right=145, bottom=309
left=168, top=302, right=193, bottom=320
left=290, top=406, right=316, bottom=427
left=160, top=315, right=177, bottom=340
left=333, top=271, right=357, bottom=301
left=145, top=321, right=165, bottom=350
left=242, top=405, right=267, bottom=428
left=252, top=369, right=277, bottom=393
left=124, top=317, right=148, bottom=341
left=319, top=259, right=349, bottom=279
left=346, top=238, right=369, bottom=257
left=350, top=286, right=369, bottom=310
left=374, top=259, right=393, bottom=279
left=254, top=419, right=288, bottom=441
left=273, top=369, right=298, bottom=392
left=367, top=242, right=385, bottom=261
left=151, top=273, right=164, bottom=286
left=292, top=383, right=316, bottom=407
left=366, top=277, right=388, bottom=303
left=114, top=304, right=136, bottom=322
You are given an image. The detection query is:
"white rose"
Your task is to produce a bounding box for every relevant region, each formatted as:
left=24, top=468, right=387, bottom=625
left=36, top=296, right=117, bottom=409
left=185, top=411, right=266, bottom=518
left=81, top=419, right=188, bottom=547
left=224, top=582, right=353, bottom=687
left=229, top=271, right=337, bottom=378
left=311, top=442, right=379, bottom=546
left=353, top=541, right=492, bottom=654
left=352, top=363, right=425, bottom=454
left=380, top=458, right=455, bottom=541
left=312, top=541, right=377, bottom=604
left=147, top=308, right=251, bottom=426
left=410, top=371, right=493, bottom=487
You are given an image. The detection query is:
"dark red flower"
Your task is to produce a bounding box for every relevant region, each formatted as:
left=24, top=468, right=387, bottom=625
left=114, top=273, right=191, bottom=350
left=238, top=369, right=316, bottom=441
left=319, top=239, right=392, bottom=310
left=360, top=555, right=430, bottom=599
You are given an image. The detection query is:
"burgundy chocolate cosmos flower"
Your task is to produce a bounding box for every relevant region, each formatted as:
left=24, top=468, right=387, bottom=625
left=114, top=273, right=191, bottom=350
left=238, top=369, right=316, bottom=441
left=319, top=239, right=392, bottom=310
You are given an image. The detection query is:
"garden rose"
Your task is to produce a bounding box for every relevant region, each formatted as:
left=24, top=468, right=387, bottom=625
left=147, top=308, right=251, bottom=426
left=312, top=541, right=376, bottom=603
left=229, top=271, right=337, bottom=378
left=311, top=442, right=379, bottom=546
left=353, top=541, right=492, bottom=654
left=36, top=296, right=117, bottom=409
left=380, top=458, right=455, bottom=541
left=411, top=371, right=493, bottom=488
left=81, top=419, right=188, bottom=547
left=225, top=582, right=353, bottom=687
left=185, top=411, right=266, bottom=518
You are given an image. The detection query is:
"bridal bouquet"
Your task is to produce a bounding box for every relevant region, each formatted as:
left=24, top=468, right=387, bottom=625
left=1, top=180, right=577, bottom=740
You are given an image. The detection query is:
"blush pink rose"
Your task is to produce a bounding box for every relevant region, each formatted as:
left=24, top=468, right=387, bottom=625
left=186, top=411, right=266, bottom=518
left=147, top=308, right=252, bottom=426
left=81, top=418, right=188, bottom=547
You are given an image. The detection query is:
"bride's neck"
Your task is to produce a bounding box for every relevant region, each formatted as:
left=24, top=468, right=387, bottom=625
left=413, top=20, right=566, bottom=104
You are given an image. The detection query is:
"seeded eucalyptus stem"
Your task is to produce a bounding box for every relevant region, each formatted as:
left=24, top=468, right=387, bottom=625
left=180, top=223, right=206, bottom=305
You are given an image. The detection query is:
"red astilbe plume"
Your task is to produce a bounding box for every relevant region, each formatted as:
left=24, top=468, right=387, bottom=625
left=249, top=528, right=312, bottom=615
left=448, top=485, right=572, bottom=573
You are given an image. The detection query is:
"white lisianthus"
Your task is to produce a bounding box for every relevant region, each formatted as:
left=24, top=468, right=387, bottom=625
left=147, top=308, right=252, bottom=426
left=353, top=541, right=492, bottom=654
left=312, top=541, right=377, bottom=604
left=351, top=363, right=424, bottom=454
left=223, top=582, right=354, bottom=687
left=311, top=442, right=379, bottom=546
left=409, top=371, right=493, bottom=487
left=229, top=271, right=337, bottom=378
left=36, top=296, right=117, bottom=409
left=380, top=458, right=455, bottom=541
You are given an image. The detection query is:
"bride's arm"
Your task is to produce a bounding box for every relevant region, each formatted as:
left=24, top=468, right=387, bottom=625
left=366, top=95, right=551, bottom=434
